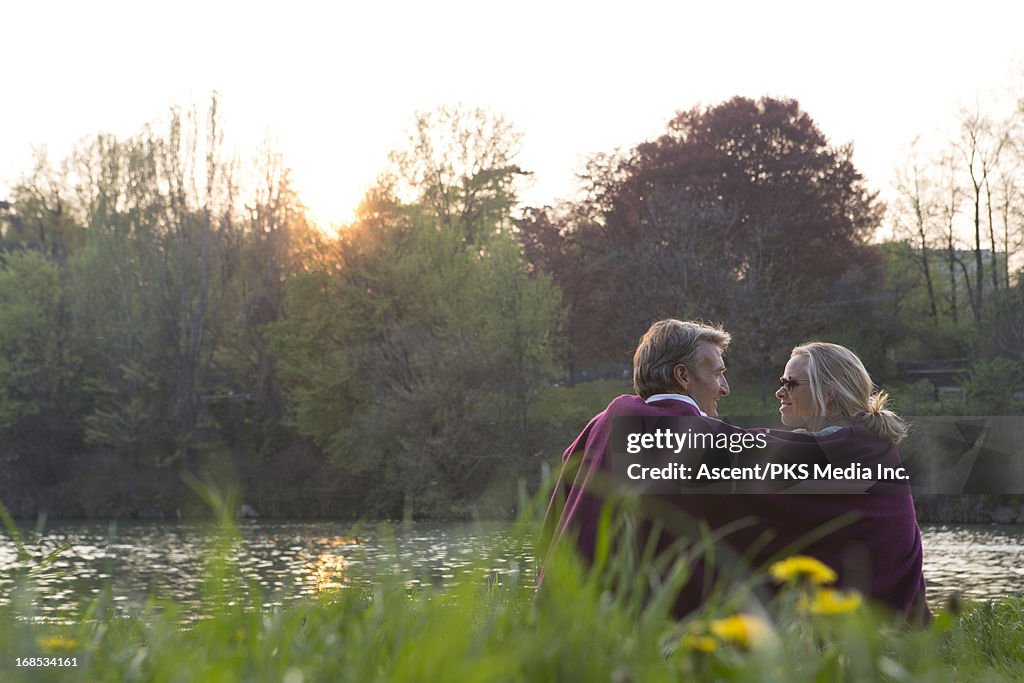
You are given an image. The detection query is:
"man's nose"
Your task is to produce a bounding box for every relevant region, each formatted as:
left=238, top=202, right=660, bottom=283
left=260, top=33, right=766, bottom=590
left=775, top=385, right=785, bottom=399
left=720, top=378, right=730, bottom=395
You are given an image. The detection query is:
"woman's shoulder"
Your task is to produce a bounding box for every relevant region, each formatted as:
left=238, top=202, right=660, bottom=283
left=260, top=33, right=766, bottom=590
left=791, top=425, right=845, bottom=437
left=787, top=423, right=891, bottom=443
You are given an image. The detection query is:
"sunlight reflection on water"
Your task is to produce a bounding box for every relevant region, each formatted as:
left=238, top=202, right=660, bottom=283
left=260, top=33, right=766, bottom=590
left=0, top=520, right=1018, bottom=618
left=920, top=523, right=1024, bottom=604
left=0, top=520, right=532, bottom=618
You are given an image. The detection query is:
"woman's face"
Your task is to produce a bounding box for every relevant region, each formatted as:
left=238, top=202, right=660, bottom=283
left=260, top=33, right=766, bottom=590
left=776, top=354, right=815, bottom=428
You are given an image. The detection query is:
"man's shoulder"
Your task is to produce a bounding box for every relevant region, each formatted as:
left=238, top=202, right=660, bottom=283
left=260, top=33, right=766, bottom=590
left=571, top=395, right=702, bottom=446
left=603, top=394, right=701, bottom=417
left=563, top=393, right=704, bottom=462
left=604, top=394, right=647, bottom=416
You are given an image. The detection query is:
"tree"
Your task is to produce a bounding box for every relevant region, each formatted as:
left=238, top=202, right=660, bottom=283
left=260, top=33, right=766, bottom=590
left=1, top=96, right=359, bottom=516
left=0, top=153, right=84, bottom=261
left=956, top=107, right=1007, bottom=319
left=528, top=96, right=884, bottom=378
left=219, top=153, right=314, bottom=424
left=980, top=283, right=1024, bottom=361
left=273, top=107, right=564, bottom=517
left=892, top=137, right=942, bottom=323
left=67, top=98, right=241, bottom=470
left=476, top=235, right=563, bottom=458
left=992, top=154, right=1024, bottom=289
left=886, top=93, right=1024, bottom=352
left=0, top=250, right=82, bottom=512
left=935, top=149, right=966, bottom=325
left=518, top=204, right=595, bottom=385
left=387, top=105, right=529, bottom=245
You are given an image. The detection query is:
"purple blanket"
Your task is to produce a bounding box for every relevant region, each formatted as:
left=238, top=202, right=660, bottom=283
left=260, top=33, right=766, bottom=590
left=542, top=394, right=929, bottom=622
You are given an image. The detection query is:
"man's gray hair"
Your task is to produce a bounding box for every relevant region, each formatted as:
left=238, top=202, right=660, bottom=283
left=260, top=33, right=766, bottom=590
left=632, top=319, right=731, bottom=399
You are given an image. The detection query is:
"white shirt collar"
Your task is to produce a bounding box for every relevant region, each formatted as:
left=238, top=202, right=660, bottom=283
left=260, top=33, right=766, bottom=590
left=644, top=393, right=706, bottom=416
left=794, top=425, right=844, bottom=436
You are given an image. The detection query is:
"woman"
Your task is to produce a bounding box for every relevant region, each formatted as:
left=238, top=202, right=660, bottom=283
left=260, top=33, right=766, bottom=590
left=764, top=342, right=929, bottom=621
left=777, top=341, right=907, bottom=444
left=655, top=341, right=928, bottom=620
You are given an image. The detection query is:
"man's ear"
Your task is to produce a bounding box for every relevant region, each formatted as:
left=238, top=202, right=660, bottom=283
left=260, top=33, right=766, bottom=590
left=672, top=364, right=688, bottom=391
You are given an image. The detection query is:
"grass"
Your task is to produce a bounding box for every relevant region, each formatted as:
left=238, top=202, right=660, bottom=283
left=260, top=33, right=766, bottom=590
left=4, top=486, right=1024, bottom=682
left=532, top=379, right=634, bottom=429
left=718, top=381, right=787, bottom=420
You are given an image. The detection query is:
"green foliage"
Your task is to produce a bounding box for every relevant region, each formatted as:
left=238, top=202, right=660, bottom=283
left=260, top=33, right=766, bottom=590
left=3, top=499, right=1024, bottom=681
left=273, top=214, right=564, bottom=516
left=64, top=103, right=242, bottom=464
left=271, top=109, right=565, bottom=518
left=830, top=242, right=967, bottom=378
left=978, top=283, right=1024, bottom=361
left=5, top=95, right=1024, bottom=520
left=962, top=358, right=1024, bottom=414
left=0, top=154, right=85, bottom=261
left=886, top=369, right=1024, bottom=418
left=716, top=381, right=786, bottom=420
left=0, top=249, right=83, bottom=511
left=0, top=250, right=78, bottom=428
left=530, top=379, right=631, bottom=441
left=0, top=98, right=340, bottom=516
left=886, top=380, right=966, bottom=416
left=388, top=105, right=527, bottom=244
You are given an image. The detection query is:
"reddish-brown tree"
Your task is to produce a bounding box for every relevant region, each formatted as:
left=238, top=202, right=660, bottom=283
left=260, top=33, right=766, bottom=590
left=523, top=96, right=885, bottom=380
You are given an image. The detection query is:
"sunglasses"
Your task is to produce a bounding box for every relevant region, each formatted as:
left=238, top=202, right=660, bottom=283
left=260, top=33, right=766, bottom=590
left=778, top=377, right=810, bottom=392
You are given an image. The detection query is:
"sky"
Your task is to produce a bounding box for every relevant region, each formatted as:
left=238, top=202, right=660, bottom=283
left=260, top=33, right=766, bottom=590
left=3, top=0, right=1023, bottom=230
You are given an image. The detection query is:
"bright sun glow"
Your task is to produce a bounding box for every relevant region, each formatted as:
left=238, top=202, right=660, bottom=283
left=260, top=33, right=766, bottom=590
left=1, top=0, right=1023, bottom=233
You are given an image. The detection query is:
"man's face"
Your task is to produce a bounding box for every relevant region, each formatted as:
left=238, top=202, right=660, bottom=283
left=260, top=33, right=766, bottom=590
left=679, top=342, right=730, bottom=417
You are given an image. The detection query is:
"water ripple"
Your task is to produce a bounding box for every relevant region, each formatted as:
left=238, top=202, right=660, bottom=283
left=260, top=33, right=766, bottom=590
left=0, top=520, right=1017, bottom=617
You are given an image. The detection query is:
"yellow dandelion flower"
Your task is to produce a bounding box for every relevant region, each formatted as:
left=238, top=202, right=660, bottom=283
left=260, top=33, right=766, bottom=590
left=681, top=633, right=718, bottom=653
left=710, top=614, right=773, bottom=649
left=36, top=635, right=79, bottom=653
left=770, top=555, right=837, bottom=586
left=800, top=588, right=863, bottom=615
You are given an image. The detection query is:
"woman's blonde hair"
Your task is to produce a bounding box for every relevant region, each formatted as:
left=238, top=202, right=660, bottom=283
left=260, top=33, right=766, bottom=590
left=791, top=342, right=907, bottom=444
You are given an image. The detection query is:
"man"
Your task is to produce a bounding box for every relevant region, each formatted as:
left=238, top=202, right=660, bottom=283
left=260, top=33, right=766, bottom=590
left=632, top=319, right=731, bottom=417
left=541, top=318, right=732, bottom=567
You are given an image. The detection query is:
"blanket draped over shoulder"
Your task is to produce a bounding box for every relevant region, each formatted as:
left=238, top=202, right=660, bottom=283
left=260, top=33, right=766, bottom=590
left=541, top=395, right=929, bottom=623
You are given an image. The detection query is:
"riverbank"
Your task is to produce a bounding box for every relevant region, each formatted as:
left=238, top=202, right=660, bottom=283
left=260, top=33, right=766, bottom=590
left=4, top=489, right=1024, bottom=681
left=3, top=539, right=1023, bottom=682
left=4, top=379, right=1021, bottom=523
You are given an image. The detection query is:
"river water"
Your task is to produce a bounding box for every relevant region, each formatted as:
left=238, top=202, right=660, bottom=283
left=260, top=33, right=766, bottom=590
left=0, top=520, right=1020, bottom=618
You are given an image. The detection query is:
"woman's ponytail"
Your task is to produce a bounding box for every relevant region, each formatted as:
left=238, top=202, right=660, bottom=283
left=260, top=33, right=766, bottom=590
left=854, top=390, right=908, bottom=445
